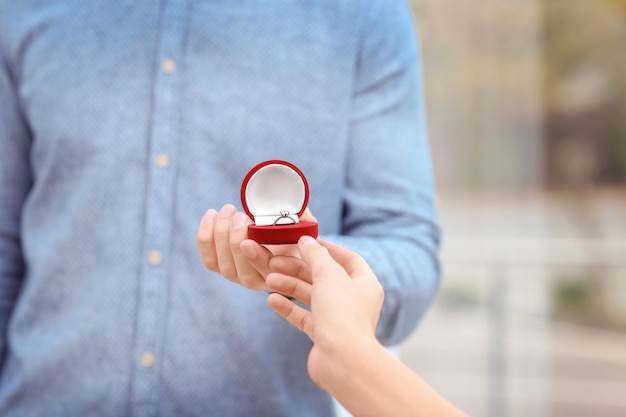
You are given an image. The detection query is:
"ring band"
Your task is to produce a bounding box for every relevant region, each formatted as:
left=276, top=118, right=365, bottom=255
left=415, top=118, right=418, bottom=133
left=273, top=210, right=296, bottom=226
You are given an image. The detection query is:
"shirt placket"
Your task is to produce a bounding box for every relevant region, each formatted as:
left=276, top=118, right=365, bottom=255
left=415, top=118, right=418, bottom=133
left=132, top=1, right=189, bottom=415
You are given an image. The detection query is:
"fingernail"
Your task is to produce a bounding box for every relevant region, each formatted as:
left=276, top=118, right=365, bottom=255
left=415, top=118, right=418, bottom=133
left=232, top=212, right=249, bottom=229
left=300, top=235, right=318, bottom=246
left=203, top=209, right=218, bottom=225
left=219, top=204, right=236, bottom=218
left=240, top=242, right=257, bottom=260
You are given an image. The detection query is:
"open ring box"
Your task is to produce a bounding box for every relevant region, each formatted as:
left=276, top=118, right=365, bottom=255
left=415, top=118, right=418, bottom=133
left=241, top=160, right=319, bottom=244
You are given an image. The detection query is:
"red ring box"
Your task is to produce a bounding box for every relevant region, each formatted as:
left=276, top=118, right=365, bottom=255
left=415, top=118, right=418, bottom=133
left=241, top=160, right=319, bottom=244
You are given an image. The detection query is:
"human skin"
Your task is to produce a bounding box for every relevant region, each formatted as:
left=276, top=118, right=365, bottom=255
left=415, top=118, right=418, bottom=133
left=265, top=236, right=469, bottom=417
left=196, top=203, right=318, bottom=290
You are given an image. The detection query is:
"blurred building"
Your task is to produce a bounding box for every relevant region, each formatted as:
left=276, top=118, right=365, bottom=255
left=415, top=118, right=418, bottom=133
left=398, top=2, right=626, bottom=417
left=413, top=0, right=543, bottom=191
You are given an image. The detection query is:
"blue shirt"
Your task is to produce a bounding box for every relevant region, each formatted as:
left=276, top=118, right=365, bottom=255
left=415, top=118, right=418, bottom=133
left=0, top=1, right=440, bottom=415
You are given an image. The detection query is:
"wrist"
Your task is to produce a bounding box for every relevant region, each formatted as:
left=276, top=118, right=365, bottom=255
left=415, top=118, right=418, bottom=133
left=312, top=333, right=382, bottom=395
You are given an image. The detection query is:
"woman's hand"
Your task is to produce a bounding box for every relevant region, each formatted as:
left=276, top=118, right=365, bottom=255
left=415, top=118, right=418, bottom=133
left=265, top=237, right=469, bottom=417
left=265, top=236, right=384, bottom=388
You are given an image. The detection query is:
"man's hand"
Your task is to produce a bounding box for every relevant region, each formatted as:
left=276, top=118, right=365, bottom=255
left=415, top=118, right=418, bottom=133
left=196, top=203, right=317, bottom=290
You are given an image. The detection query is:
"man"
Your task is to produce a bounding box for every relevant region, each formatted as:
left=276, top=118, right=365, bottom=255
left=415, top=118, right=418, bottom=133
left=0, top=1, right=439, bottom=415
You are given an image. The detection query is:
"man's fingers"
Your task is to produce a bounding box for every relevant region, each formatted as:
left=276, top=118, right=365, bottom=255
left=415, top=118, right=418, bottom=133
left=229, top=214, right=267, bottom=290
left=267, top=293, right=314, bottom=340
left=199, top=204, right=272, bottom=290
left=197, top=208, right=219, bottom=269
left=266, top=272, right=312, bottom=306
left=269, top=255, right=312, bottom=284
left=213, top=204, right=239, bottom=281
left=300, top=207, right=318, bottom=223
left=239, top=239, right=274, bottom=276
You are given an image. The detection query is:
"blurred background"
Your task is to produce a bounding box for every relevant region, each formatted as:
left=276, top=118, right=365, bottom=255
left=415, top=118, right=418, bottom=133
left=399, top=1, right=626, bottom=416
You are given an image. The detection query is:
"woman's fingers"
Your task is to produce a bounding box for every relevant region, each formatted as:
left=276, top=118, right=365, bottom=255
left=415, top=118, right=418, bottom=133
left=318, top=239, right=373, bottom=277
left=296, top=236, right=347, bottom=284
left=267, top=293, right=314, bottom=340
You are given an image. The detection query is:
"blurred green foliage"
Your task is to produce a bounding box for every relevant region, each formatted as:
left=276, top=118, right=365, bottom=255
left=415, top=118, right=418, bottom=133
left=552, top=272, right=626, bottom=331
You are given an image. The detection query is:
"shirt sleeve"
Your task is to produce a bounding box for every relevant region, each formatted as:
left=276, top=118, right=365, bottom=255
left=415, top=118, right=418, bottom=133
left=327, top=0, right=441, bottom=346
left=0, top=13, right=31, bottom=366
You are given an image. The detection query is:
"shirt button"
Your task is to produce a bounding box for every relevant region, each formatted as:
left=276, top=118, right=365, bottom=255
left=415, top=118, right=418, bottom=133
left=155, top=154, right=170, bottom=169
left=140, top=352, right=155, bottom=368
left=161, top=58, right=176, bottom=74
left=148, top=251, right=162, bottom=266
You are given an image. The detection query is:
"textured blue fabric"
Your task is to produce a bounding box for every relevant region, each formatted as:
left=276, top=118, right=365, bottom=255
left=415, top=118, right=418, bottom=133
left=0, top=1, right=440, bottom=415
